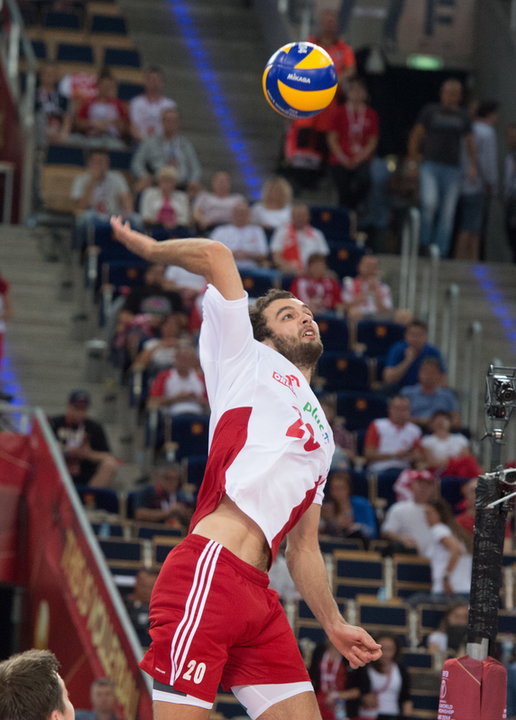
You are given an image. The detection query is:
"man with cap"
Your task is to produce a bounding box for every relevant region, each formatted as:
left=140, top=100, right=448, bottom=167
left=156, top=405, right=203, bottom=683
left=49, top=391, right=118, bottom=488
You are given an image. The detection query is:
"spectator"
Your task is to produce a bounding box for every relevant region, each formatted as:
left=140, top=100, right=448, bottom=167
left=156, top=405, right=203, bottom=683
left=250, top=176, right=293, bottom=236
left=210, top=201, right=269, bottom=270
left=320, top=395, right=357, bottom=469
left=426, top=601, right=469, bottom=656
left=192, top=170, right=246, bottom=233
left=49, top=390, right=118, bottom=488
left=59, top=70, right=98, bottom=108
left=131, top=313, right=190, bottom=376
left=424, top=498, right=473, bottom=598
left=0, top=273, right=12, bottom=368
left=420, top=410, right=481, bottom=478
left=320, top=469, right=377, bottom=542
left=454, top=477, right=511, bottom=551
left=123, top=568, right=158, bottom=646
left=342, top=253, right=395, bottom=323
left=380, top=470, right=438, bottom=555
left=147, top=345, right=208, bottom=417
left=0, top=649, right=74, bottom=720
left=75, top=677, right=118, bottom=720
left=407, top=78, right=478, bottom=258
left=267, top=543, right=300, bottom=601
left=503, top=122, right=516, bottom=263
left=140, top=166, right=191, bottom=237
left=309, top=640, right=361, bottom=720
left=281, top=117, right=327, bottom=194
left=34, top=62, right=71, bottom=146
left=290, top=253, right=344, bottom=315
left=131, top=107, right=202, bottom=195
left=401, top=357, right=460, bottom=430
left=455, top=100, right=499, bottom=261
left=132, top=461, right=194, bottom=527
left=364, top=395, right=422, bottom=475
left=119, top=264, right=183, bottom=321
left=383, top=319, right=447, bottom=392
left=270, top=202, right=329, bottom=275
left=327, top=77, right=379, bottom=217
left=71, top=149, right=136, bottom=227
left=73, top=70, right=129, bottom=149
left=164, top=265, right=207, bottom=332
left=356, top=632, right=413, bottom=720
left=129, top=66, right=176, bottom=143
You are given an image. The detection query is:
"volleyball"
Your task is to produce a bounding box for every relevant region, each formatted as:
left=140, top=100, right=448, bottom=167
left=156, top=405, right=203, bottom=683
left=262, top=41, right=338, bottom=119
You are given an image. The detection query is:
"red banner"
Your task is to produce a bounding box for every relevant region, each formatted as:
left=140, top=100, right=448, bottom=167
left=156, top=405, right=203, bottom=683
left=0, top=433, right=31, bottom=583
left=0, top=63, right=23, bottom=222
left=23, top=418, right=152, bottom=719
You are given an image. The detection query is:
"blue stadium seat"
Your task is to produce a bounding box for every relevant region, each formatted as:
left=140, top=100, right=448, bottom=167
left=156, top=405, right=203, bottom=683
left=103, top=47, right=141, bottom=68
left=401, top=649, right=435, bottom=670
left=357, top=599, right=409, bottom=637
left=375, top=467, right=403, bottom=508
left=417, top=604, right=448, bottom=640
left=117, top=81, right=145, bottom=101
left=90, top=14, right=128, bottom=35
left=45, top=144, right=85, bottom=166
left=317, top=351, right=369, bottom=392
left=240, top=268, right=280, bottom=298
left=349, top=469, right=369, bottom=499
left=136, top=524, right=183, bottom=540
left=319, top=537, right=364, bottom=554
left=108, top=148, right=133, bottom=172
left=315, top=314, right=349, bottom=352
left=170, top=415, right=210, bottom=460
left=393, top=554, right=432, bottom=598
left=185, top=454, right=207, bottom=491
left=56, top=42, right=94, bottom=64
left=76, top=485, right=120, bottom=514
left=356, top=319, right=405, bottom=358
left=327, top=241, right=366, bottom=279
left=333, top=549, right=384, bottom=600
left=440, top=475, right=468, bottom=511
left=213, top=695, right=246, bottom=719
left=98, top=537, right=143, bottom=562
left=44, top=10, right=82, bottom=29
left=335, top=390, right=388, bottom=431
left=28, top=39, right=47, bottom=60
left=310, top=205, right=350, bottom=243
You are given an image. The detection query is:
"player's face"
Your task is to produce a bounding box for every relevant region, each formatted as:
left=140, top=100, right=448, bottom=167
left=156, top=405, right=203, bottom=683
left=262, top=298, right=323, bottom=368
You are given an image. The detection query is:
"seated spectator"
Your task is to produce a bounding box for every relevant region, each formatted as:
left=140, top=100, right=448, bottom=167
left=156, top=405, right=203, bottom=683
left=320, top=395, right=357, bottom=468
left=129, top=65, right=177, bottom=143
left=71, top=149, right=137, bottom=234
left=401, top=358, right=461, bottom=430
left=455, top=478, right=512, bottom=552
left=281, top=117, right=327, bottom=194
left=420, top=411, right=481, bottom=478
left=120, top=264, right=183, bottom=321
left=210, top=201, right=269, bottom=270
left=132, top=461, right=194, bottom=527
left=147, top=346, right=208, bottom=417
left=309, top=640, right=361, bottom=720
left=250, top=176, right=293, bottom=236
left=132, top=313, right=191, bottom=376
left=140, top=166, right=191, bottom=237
left=424, top=498, right=473, bottom=598
left=342, top=254, right=408, bottom=324
left=381, top=470, right=438, bottom=554
left=192, top=170, right=246, bottom=232
left=290, top=253, right=344, bottom=315
left=59, top=70, right=98, bottom=109
left=364, top=395, right=422, bottom=475
left=383, top=319, right=447, bottom=392
left=270, top=203, right=329, bottom=275
left=123, top=568, right=158, bottom=646
left=75, top=677, right=118, bottom=720
left=35, top=62, right=71, bottom=146
left=49, top=391, right=119, bottom=488
left=320, top=469, right=377, bottom=542
left=131, top=107, right=202, bottom=195
left=164, top=265, right=207, bottom=332
left=355, top=633, right=413, bottom=720
left=72, top=70, right=129, bottom=149
left=427, top=601, right=469, bottom=657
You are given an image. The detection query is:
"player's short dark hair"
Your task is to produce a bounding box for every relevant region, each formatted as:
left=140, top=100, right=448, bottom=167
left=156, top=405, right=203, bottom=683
left=0, top=649, right=65, bottom=720
left=249, top=289, right=296, bottom=342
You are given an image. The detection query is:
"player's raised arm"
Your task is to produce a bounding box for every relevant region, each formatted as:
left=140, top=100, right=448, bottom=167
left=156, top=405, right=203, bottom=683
left=110, top=216, right=245, bottom=301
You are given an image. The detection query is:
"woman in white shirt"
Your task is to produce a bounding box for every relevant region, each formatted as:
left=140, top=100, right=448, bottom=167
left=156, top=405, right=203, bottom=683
left=250, top=176, right=293, bottom=236
left=421, top=410, right=481, bottom=477
left=424, top=498, right=473, bottom=597
left=140, top=166, right=191, bottom=234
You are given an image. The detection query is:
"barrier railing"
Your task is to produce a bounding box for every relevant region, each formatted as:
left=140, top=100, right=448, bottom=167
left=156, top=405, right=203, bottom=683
left=440, top=283, right=460, bottom=388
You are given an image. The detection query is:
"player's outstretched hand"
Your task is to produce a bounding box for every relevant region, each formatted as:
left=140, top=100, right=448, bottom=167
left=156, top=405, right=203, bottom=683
left=328, top=622, right=382, bottom=669
left=110, top=216, right=157, bottom=260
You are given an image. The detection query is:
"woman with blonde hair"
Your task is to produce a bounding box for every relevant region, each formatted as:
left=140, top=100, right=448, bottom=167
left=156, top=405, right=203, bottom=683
left=250, top=176, right=293, bottom=236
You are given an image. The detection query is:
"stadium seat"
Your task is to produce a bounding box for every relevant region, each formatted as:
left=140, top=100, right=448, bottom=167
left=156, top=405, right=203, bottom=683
left=310, top=205, right=350, bottom=243
left=327, top=241, right=366, bottom=279
left=357, top=599, right=410, bottom=638
left=349, top=469, right=369, bottom=499
left=98, top=537, right=144, bottom=563
left=90, top=14, right=128, bottom=35
left=56, top=42, right=95, bottom=65
left=400, top=649, right=435, bottom=670
left=213, top=695, right=246, bottom=719
left=44, top=10, right=82, bottom=30
left=90, top=520, right=125, bottom=537
left=103, top=46, right=141, bottom=68
left=392, top=554, right=432, bottom=598
left=375, top=467, right=403, bottom=508
left=440, top=475, right=468, bottom=511
left=117, top=81, right=145, bottom=101
left=356, top=319, right=405, bottom=358
left=317, top=351, right=370, bottom=392
left=335, top=390, right=388, bottom=431
left=107, top=148, right=133, bottom=173
left=152, top=535, right=182, bottom=565
left=76, top=485, right=120, bottom=514
left=319, top=536, right=364, bottom=554
left=135, top=524, right=184, bottom=541
left=240, top=268, right=280, bottom=298
left=333, top=549, right=384, bottom=600
left=169, top=415, right=210, bottom=460
left=45, top=144, right=85, bottom=166
left=411, top=691, right=439, bottom=718
left=315, top=314, right=349, bottom=352
left=184, top=454, right=208, bottom=492
left=416, top=603, right=448, bottom=643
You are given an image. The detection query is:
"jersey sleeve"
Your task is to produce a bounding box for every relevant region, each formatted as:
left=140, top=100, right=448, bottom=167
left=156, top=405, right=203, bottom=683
left=199, top=284, right=254, bottom=367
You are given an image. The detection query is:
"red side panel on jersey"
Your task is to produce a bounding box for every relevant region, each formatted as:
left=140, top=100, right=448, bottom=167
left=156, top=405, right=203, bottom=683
left=189, top=406, right=252, bottom=531
left=270, top=479, right=322, bottom=562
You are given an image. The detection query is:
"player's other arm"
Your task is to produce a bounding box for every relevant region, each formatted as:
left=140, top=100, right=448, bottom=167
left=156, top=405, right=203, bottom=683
left=110, top=216, right=245, bottom=301
left=286, top=504, right=382, bottom=668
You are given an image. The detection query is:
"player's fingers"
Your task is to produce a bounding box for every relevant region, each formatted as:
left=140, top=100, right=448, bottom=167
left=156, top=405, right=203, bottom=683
left=346, top=647, right=367, bottom=668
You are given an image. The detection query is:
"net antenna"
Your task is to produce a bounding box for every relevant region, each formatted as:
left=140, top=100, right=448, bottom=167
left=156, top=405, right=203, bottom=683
left=467, top=364, right=516, bottom=660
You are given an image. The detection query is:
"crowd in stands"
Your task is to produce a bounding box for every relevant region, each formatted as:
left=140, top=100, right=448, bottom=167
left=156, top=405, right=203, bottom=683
left=8, top=3, right=516, bottom=718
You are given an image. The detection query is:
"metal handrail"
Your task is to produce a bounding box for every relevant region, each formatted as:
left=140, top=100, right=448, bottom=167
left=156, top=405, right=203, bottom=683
left=440, top=283, right=460, bottom=388
left=461, top=321, right=483, bottom=434
left=398, top=207, right=419, bottom=312
left=424, top=244, right=440, bottom=343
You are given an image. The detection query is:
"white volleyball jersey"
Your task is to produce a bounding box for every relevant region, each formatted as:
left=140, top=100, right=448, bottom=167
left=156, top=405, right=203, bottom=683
left=190, top=284, right=334, bottom=562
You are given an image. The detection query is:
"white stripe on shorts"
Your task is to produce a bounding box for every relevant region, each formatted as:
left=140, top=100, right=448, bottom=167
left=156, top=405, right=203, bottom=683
left=152, top=688, right=212, bottom=710
left=169, top=539, right=223, bottom=683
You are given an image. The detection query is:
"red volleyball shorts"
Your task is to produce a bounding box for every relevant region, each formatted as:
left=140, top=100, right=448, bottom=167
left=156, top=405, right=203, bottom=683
left=140, top=534, right=310, bottom=703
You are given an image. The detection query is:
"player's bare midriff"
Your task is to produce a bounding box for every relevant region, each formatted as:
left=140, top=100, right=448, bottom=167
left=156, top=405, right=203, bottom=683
left=192, top=495, right=271, bottom=572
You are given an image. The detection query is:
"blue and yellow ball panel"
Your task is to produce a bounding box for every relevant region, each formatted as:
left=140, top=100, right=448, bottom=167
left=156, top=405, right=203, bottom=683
left=262, top=41, right=338, bottom=119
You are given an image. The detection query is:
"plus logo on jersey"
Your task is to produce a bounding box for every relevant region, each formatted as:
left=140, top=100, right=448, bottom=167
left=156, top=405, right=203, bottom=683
left=272, top=370, right=301, bottom=396
left=286, top=406, right=322, bottom=451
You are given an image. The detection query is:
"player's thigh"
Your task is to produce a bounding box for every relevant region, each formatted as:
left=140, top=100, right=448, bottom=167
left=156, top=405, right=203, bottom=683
left=257, top=690, right=321, bottom=720
left=154, top=699, right=211, bottom=720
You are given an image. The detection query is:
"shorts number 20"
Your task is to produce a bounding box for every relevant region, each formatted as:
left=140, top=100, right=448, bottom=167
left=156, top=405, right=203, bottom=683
left=182, top=660, right=207, bottom=684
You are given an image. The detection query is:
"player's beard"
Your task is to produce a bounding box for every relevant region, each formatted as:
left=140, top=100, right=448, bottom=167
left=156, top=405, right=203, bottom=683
left=268, top=331, right=323, bottom=371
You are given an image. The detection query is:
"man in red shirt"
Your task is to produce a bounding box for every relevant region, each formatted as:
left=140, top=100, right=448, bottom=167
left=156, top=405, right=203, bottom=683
left=75, top=70, right=129, bottom=148
left=290, top=253, right=343, bottom=315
